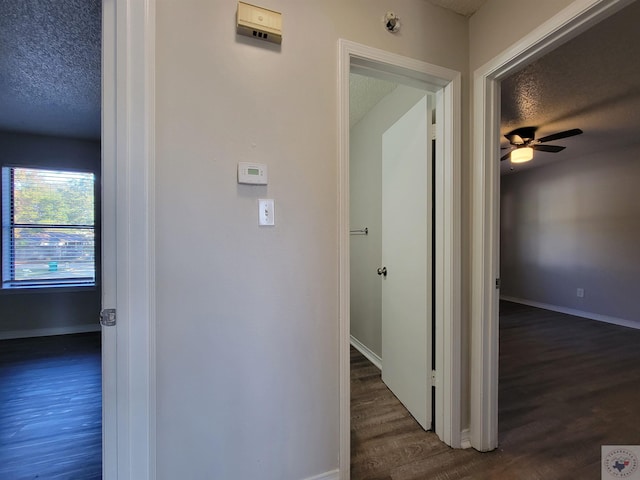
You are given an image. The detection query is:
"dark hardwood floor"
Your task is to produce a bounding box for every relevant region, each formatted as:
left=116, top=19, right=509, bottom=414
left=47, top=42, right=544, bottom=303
left=0, top=332, right=102, bottom=480
left=351, top=301, right=640, bottom=479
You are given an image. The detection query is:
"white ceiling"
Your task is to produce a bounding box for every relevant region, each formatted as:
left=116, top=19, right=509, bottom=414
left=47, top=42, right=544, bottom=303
left=1, top=0, right=638, bottom=156
left=0, top=0, right=101, bottom=140
left=427, top=0, right=488, bottom=17
left=500, top=1, right=640, bottom=174
left=349, top=74, right=398, bottom=128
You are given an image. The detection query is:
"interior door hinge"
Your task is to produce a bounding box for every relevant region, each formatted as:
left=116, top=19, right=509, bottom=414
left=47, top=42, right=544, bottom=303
left=100, top=308, right=116, bottom=327
left=431, top=370, right=438, bottom=387
left=496, top=278, right=501, bottom=289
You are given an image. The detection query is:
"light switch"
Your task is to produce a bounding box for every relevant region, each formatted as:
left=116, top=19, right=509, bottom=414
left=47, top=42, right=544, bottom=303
left=259, top=198, right=275, bottom=226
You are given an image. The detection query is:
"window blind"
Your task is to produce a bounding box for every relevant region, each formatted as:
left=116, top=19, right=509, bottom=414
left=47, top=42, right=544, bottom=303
left=2, top=167, right=95, bottom=287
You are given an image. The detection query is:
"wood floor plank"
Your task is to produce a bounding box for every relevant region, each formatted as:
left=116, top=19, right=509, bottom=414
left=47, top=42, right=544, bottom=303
left=351, top=301, right=640, bottom=479
left=0, top=333, right=102, bottom=480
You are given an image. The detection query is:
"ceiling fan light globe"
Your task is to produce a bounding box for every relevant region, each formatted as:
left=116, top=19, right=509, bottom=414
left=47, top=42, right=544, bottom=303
left=511, top=147, right=534, bottom=163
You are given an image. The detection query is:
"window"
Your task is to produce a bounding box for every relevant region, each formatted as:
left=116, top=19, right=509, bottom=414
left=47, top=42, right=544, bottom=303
left=2, top=167, right=96, bottom=288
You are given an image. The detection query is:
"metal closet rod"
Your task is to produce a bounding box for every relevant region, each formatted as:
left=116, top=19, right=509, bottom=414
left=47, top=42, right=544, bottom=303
left=350, top=227, right=368, bottom=235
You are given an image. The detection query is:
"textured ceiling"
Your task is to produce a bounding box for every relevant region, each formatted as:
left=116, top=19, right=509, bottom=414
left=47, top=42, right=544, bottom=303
left=350, top=73, right=398, bottom=129
left=2, top=0, right=637, bottom=154
left=0, top=0, right=101, bottom=140
left=427, top=0, right=488, bottom=17
left=500, top=0, right=640, bottom=174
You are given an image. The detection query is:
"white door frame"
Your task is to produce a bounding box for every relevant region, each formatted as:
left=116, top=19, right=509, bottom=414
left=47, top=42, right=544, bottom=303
left=102, top=0, right=156, bottom=478
left=338, top=39, right=462, bottom=479
left=469, top=0, right=634, bottom=452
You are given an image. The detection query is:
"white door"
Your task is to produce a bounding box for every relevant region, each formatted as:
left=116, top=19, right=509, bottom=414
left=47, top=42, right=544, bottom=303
left=381, top=95, right=433, bottom=430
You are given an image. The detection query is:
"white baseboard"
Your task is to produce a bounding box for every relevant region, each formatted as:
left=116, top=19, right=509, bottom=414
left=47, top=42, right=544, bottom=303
left=500, top=296, right=640, bottom=330
left=0, top=323, right=101, bottom=340
left=460, top=428, right=472, bottom=449
left=350, top=335, right=382, bottom=370
left=303, top=469, right=340, bottom=480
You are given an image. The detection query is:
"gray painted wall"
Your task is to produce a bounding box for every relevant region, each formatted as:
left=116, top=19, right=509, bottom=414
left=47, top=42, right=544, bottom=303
left=154, top=0, right=468, bottom=478
left=500, top=143, right=640, bottom=324
left=0, top=131, right=101, bottom=337
left=469, top=0, right=574, bottom=71
left=350, top=84, right=430, bottom=358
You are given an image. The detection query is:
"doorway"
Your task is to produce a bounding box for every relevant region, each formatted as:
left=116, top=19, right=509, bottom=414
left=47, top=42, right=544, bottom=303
left=470, top=0, right=633, bottom=453
left=338, top=39, right=463, bottom=477
left=349, top=77, right=434, bottom=430
left=0, top=0, right=103, bottom=477
left=0, top=0, right=153, bottom=476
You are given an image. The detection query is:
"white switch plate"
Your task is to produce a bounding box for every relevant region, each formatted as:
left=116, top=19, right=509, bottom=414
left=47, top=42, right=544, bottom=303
left=259, top=198, right=275, bottom=226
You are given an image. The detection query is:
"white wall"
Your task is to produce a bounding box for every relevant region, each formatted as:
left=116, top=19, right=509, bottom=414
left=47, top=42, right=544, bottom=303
left=350, top=85, right=429, bottom=359
left=469, top=0, right=574, bottom=71
left=500, top=144, right=640, bottom=324
left=154, top=1, right=467, bottom=478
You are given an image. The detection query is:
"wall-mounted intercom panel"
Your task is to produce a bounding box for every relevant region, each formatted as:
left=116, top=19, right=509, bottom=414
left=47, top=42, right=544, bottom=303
left=237, top=2, right=282, bottom=45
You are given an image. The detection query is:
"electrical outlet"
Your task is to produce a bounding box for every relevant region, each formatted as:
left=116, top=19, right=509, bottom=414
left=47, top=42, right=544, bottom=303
left=577, top=288, right=584, bottom=298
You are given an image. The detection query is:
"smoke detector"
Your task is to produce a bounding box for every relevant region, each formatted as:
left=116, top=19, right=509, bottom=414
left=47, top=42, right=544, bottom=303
left=384, top=12, right=400, bottom=33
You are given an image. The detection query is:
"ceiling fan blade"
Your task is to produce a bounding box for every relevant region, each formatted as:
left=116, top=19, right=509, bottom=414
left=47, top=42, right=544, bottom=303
left=505, top=126, right=537, bottom=145
left=533, top=144, right=565, bottom=153
left=537, top=128, right=583, bottom=143
left=505, top=134, right=524, bottom=145
left=500, top=152, right=512, bottom=161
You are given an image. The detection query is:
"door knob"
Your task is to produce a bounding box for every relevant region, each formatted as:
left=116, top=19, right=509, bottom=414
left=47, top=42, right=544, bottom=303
left=377, top=266, right=387, bottom=277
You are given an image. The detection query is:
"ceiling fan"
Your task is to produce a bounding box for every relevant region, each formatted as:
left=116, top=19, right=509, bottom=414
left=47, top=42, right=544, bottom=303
left=500, top=126, right=583, bottom=162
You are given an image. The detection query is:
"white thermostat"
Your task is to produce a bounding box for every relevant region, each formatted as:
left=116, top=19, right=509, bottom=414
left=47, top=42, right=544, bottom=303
left=238, top=162, right=268, bottom=185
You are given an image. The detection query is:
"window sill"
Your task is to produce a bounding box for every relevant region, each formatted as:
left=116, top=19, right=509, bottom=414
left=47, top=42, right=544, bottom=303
left=0, top=284, right=97, bottom=295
